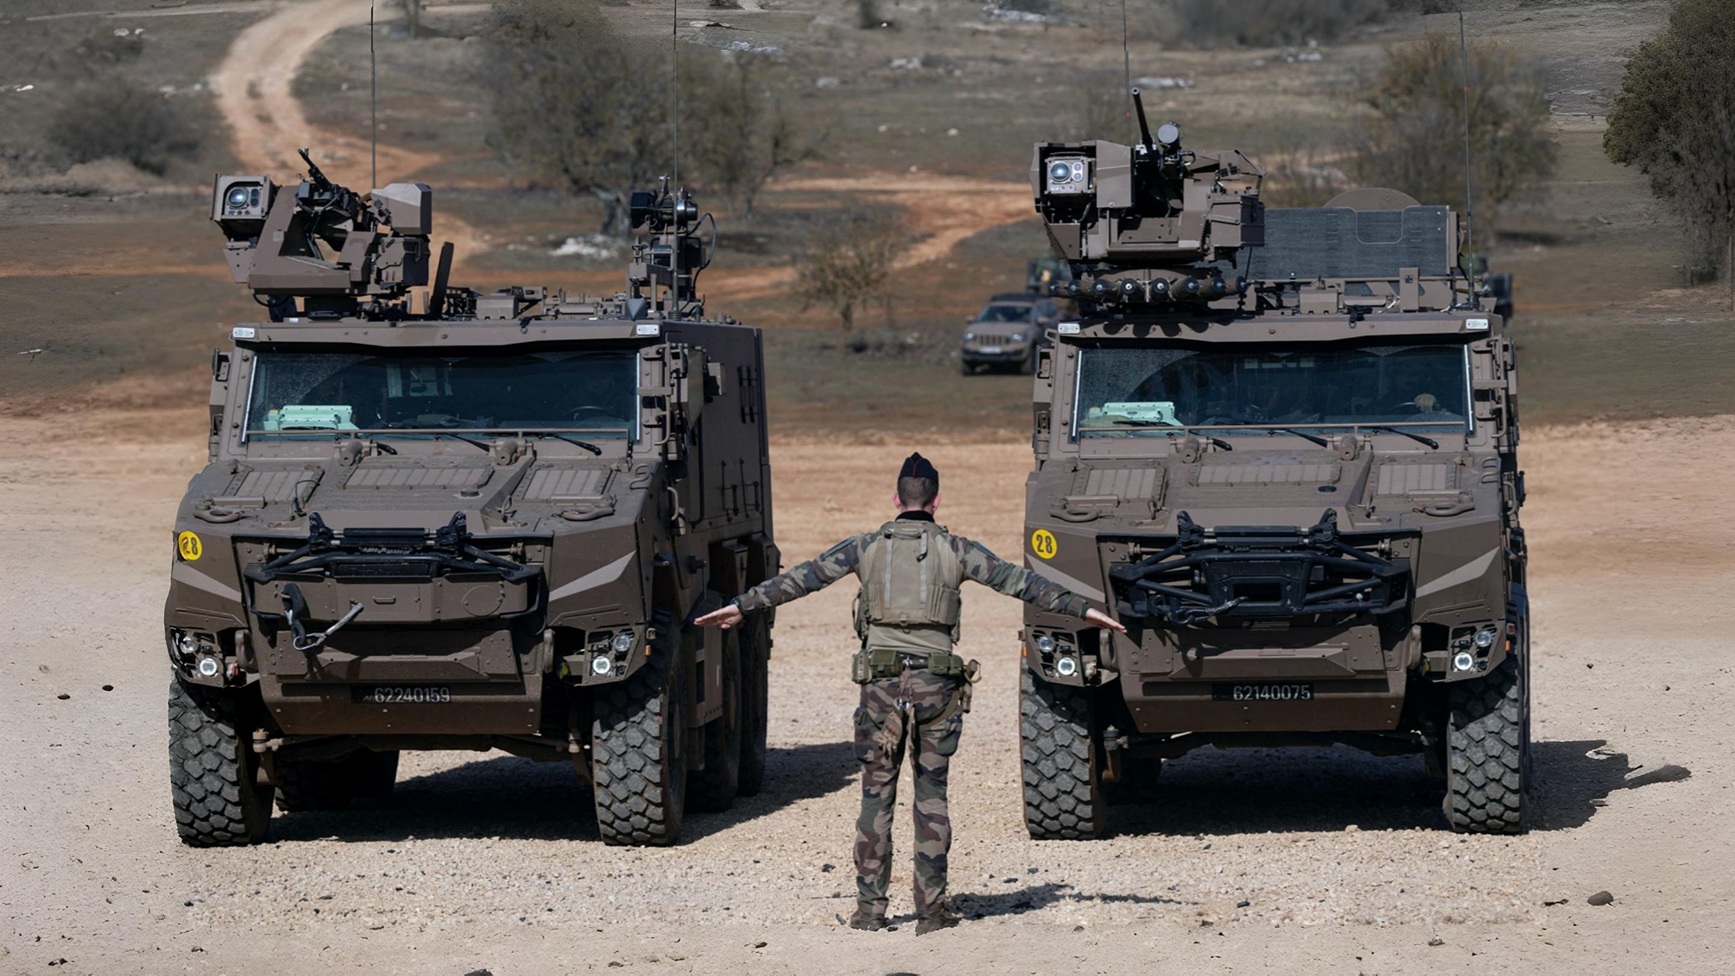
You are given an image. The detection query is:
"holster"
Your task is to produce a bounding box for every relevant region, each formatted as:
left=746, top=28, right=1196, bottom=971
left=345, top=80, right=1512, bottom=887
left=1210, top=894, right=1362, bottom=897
left=939, top=659, right=982, bottom=718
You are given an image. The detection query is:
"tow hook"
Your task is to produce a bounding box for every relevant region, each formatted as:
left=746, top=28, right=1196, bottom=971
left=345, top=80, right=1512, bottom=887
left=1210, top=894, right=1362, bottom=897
left=282, top=582, right=364, bottom=652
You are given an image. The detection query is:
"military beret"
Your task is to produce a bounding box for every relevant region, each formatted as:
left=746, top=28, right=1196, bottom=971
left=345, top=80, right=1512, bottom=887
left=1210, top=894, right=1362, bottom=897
left=898, top=451, right=939, bottom=486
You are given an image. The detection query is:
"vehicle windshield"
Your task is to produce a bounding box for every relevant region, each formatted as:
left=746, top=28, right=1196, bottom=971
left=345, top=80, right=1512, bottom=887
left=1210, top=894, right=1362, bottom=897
left=1073, top=342, right=1471, bottom=437
left=976, top=303, right=1033, bottom=323
left=244, top=349, right=637, bottom=439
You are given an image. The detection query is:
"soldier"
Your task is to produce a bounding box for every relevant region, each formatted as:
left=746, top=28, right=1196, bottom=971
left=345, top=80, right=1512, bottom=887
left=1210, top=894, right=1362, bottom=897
left=696, top=452, right=1125, bottom=934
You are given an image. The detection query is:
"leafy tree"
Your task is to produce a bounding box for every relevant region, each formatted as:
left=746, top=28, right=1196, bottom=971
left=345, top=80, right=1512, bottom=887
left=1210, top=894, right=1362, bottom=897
left=682, top=55, right=821, bottom=217
left=796, top=210, right=903, bottom=331
left=478, top=0, right=674, bottom=236
left=1604, top=0, right=1735, bottom=286
left=1350, top=33, right=1556, bottom=243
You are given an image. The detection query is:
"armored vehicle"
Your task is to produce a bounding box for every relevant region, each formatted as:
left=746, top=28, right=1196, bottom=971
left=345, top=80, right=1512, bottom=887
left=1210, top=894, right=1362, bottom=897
left=165, top=152, right=778, bottom=847
left=960, top=292, right=1064, bottom=374
left=1016, top=95, right=1528, bottom=838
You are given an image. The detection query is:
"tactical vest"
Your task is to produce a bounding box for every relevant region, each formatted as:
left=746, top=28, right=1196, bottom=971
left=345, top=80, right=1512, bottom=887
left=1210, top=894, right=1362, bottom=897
left=850, top=520, right=964, bottom=675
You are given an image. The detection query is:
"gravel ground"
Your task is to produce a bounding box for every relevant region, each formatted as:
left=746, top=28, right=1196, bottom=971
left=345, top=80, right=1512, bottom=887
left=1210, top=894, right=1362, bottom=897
left=2, top=412, right=1731, bottom=974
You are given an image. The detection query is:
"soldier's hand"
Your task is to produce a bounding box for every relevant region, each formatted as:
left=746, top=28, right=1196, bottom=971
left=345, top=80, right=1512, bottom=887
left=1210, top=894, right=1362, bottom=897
left=695, top=604, right=744, bottom=630
left=1084, top=607, right=1127, bottom=634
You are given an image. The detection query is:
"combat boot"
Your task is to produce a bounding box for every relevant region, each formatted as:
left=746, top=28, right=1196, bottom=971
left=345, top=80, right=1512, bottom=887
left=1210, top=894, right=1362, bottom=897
left=914, top=906, right=961, bottom=935
left=845, top=907, right=887, bottom=931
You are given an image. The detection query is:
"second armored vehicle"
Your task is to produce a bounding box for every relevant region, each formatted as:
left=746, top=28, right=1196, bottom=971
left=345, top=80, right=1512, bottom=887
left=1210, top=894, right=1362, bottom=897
left=165, top=154, right=778, bottom=847
left=1016, top=97, right=1529, bottom=837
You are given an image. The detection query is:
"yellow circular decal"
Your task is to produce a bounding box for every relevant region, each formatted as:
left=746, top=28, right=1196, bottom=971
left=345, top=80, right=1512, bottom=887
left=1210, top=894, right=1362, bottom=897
left=177, top=530, right=203, bottom=562
left=1031, top=528, right=1058, bottom=560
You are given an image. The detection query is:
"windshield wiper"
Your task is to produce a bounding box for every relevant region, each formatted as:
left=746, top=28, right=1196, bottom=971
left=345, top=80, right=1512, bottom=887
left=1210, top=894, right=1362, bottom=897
left=438, top=432, right=493, bottom=452
left=1362, top=425, right=1440, bottom=449
left=1268, top=427, right=1330, bottom=447
left=531, top=432, right=603, bottom=455
left=347, top=434, right=397, bottom=455
left=1109, top=420, right=1234, bottom=451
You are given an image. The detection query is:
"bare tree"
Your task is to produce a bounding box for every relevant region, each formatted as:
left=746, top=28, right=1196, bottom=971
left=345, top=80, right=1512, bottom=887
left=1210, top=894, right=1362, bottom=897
left=1263, top=133, right=1350, bottom=208
left=1070, top=72, right=1130, bottom=144
left=1350, top=34, right=1556, bottom=243
left=1605, top=0, right=1735, bottom=294
left=478, top=0, right=674, bottom=236
left=1132, top=0, right=1405, bottom=46
left=796, top=210, right=904, bottom=331
left=48, top=81, right=201, bottom=175
left=682, top=54, right=822, bottom=217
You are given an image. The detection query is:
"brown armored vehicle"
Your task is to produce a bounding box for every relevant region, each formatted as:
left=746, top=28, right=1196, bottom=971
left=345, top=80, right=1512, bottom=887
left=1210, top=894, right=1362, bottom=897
left=165, top=152, right=778, bottom=847
left=1016, top=96, right=1528, bottom=838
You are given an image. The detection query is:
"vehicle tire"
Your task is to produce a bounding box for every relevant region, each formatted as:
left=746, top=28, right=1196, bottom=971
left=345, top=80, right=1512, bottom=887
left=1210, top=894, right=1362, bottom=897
left=960, top=359, right=976, bottom=376
left=345, top=750, right=399, bottom=803
left=1019, top=666, right=1107, bottom=840
left=689, top=632, right=742, bottom=813
left=1443, top=653, right=1528, bottom=834
left=1020, top=346, right=1037, bottom=375
left=736, top=615, right=770, bottom=797
left=276, top=758, right=349, bottom=812
left=168, top=679, right=274, bottom=847
left=592, top=620, right=688, bottom=846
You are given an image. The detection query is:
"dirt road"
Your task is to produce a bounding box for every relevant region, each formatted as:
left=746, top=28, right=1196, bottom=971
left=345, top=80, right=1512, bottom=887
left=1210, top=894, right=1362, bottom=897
left=710, top=176, right=1036, bottom=302
left=211, top=0, right=489, bottom=266
left=0, top=412, right=1729, bottom=973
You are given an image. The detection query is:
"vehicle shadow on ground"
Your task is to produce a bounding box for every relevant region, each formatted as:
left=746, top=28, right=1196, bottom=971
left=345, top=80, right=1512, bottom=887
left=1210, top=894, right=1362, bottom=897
left=940, top=882, right=1194, bottom=923
left=1105, top=739, right=1681, bottom=837
left=267, top=741, right=858, bottom=844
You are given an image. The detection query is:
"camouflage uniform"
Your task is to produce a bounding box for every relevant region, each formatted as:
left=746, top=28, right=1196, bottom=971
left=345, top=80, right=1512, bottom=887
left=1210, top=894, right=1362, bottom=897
left=734, top=513, right=1092, bottom=923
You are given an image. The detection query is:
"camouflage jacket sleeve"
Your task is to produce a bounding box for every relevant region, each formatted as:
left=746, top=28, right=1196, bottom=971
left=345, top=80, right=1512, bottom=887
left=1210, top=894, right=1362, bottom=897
left=954, top=536, right=1092, bottom=618
left=734, top=535, right=867, bottom=613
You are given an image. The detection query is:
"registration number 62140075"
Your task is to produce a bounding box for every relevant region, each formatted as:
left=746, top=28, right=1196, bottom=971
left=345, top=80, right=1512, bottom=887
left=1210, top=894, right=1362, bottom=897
left=352, top=686, right=452, bottom=704
left=1211, top=683, right=1314, bottom=702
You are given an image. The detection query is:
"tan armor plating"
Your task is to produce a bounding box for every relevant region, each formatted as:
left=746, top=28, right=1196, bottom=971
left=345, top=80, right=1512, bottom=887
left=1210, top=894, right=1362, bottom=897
left=857, top=520, right=963, bottom=655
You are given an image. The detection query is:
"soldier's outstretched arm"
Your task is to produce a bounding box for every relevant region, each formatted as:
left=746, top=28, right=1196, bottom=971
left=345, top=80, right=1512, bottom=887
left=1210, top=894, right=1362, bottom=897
left=956, top=537, right=1127, bottom=633
left=694, top=535, right=868, bottom=630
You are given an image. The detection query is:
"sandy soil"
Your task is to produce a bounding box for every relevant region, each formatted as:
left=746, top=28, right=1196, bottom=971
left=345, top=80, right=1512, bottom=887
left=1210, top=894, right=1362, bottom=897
left=0, top=411, right=1730, bottom=974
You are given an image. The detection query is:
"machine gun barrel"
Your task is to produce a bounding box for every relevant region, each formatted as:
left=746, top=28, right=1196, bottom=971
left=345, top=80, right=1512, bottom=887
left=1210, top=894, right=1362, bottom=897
left=297, top=147, right=336, bottom=192
left=1131, top=88, right=1155, bottom=152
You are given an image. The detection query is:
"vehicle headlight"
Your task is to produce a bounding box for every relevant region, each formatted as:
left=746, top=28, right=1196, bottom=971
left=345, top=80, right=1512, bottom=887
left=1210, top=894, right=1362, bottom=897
left=176, top=632, right=200, bottom=657
left=612, top=631, right=635, bottom=655
left=1011, top=332, right=1026, bottom=342
left=963, top=331, right=974, bottom=341
left=591, top=655, right=613, bottom=675
left=1474, top=626, right=1497, bottom=649
left=1034, top=634, right=1056, bottom=655
left=1055, top=655, right=1079, bottom=677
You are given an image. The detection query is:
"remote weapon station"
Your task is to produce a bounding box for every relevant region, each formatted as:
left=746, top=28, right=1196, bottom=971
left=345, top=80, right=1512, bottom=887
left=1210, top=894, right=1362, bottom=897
left=1016, top=93, right=1528, bottom=837
left=166, top=152, right=778, bottom=846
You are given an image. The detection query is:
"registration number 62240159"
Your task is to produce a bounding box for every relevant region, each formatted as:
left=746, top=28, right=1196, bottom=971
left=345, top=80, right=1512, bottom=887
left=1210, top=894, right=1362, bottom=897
left=352, top=686, right=452, bottom=704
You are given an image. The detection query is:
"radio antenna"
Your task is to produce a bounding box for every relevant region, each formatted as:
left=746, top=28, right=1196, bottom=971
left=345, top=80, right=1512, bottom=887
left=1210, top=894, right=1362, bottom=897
left=1458, top=11, right=1476, bottom=293
left=1120, top=0, right=1133, bottom=144
left=670, top=0, right=681, bottom=318
left=369, top=4, right=377, bottom=188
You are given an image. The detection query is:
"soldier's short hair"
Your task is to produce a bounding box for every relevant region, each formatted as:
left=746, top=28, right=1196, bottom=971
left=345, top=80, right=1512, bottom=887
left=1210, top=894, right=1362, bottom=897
left=897, top=476, right=938, bottom=508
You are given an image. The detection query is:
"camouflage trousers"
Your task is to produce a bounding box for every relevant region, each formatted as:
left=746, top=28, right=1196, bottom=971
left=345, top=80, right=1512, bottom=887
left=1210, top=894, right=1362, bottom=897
left=852, top=664, right=965, bottom=920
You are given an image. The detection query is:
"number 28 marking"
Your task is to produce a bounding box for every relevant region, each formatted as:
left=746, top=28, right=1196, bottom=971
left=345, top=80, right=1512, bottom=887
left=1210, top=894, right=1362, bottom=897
left=1031, top=528, right=1058, bottom=560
